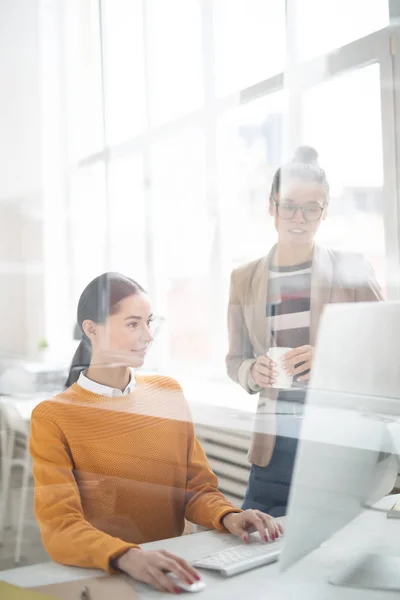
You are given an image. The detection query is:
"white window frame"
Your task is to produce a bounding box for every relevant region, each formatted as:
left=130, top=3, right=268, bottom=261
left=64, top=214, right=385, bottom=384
left=45, top=0, right=400, bottom=360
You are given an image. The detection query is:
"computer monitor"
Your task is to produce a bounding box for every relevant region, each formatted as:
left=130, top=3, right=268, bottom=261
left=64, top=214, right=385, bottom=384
left=279, top=301, right=400, bottom=590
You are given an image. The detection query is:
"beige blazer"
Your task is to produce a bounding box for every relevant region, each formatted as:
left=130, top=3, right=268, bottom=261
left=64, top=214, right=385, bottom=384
left=226, top=244, right=384, bottom=467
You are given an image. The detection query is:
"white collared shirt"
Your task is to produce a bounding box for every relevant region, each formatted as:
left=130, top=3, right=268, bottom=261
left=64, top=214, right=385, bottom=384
left=78, top=368, right=136, bottom=397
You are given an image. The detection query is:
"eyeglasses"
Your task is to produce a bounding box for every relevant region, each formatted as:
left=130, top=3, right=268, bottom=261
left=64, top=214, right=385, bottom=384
left=149, top=315, right=165, bottom=338
left=274, top=202, right=326, bottom=222
left=131, top=315, right=165, bottom=339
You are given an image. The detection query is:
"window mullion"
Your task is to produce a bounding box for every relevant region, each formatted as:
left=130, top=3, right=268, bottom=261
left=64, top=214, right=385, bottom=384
left=285, top=0, right=303, bottom=155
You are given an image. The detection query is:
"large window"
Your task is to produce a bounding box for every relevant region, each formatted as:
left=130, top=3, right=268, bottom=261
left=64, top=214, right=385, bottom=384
left=213, top=0, right=286, bottom=96
left=101, top=0, right=146, bottom=144
left=217, top=91, right=287, bottom=269
left=108, top=154, right=148, bottom=286
left=55, top=0, right=399, bottom=382
left=64, top=0, right=103, bottom=161
left=146, top=0, right=204, bottom=125
left=295, top=0, right=390, bottom=61
left=69, top=163, right=107, bottom=303
left=151, top=127, right=214, bottom=366
left=303, top=64, right=386, bottom=289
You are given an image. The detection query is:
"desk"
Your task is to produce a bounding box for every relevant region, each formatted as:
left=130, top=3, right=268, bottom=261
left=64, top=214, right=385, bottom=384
left=0, top=394, right=60, bottom=422
left=1, top=495, right=400, bottom=599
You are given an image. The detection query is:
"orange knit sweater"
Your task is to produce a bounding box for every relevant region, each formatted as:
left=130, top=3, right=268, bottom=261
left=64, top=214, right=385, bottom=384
left=30, top=374, right=239, bottom=573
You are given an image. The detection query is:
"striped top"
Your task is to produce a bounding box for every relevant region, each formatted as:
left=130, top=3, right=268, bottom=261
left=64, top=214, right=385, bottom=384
left=267, top=260, right=312, bottom=383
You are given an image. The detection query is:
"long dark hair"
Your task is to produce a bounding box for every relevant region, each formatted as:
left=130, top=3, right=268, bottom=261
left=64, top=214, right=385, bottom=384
left=269, top=145, right=330, bottom=204
left=65, top=272, right=145, bottom=388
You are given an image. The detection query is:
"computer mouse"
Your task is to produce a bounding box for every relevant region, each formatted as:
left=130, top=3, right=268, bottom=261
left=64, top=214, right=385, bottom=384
left=166, top=572, right=206, bottom=593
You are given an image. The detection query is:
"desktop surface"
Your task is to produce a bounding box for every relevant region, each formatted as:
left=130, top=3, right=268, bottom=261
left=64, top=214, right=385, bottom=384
left=1, top=495, right=400, bottom=599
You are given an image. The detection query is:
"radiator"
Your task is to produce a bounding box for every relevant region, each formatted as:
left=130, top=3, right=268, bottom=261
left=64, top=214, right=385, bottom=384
left=195, top=424, right=252, bottom=506
left=196, top=424, right=400, bottom=508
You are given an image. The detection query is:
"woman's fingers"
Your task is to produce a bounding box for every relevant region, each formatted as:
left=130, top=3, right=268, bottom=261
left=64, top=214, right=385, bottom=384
left=255, top=511, right=280, bottom=540
left=254, top=362, right=278, bottom=385
left=284, top=345, right=311, bottom=360
left=254, top=359, right=277, bottom=375
left=257, top=356, right=276, bottom=368
left=255, top=365, right=276, bottom=377
left=284, top=346, right=313, bottom=374
left=146, top=570, right=168, bottom=593
left=247, top=512, right=268, bottom=541
left=161, top=551, right=199, bottom=582
left=292, top=362, right=310, bottom=375
left=147, top=568, right=177, bottom=594
left=285, top=353, right=310, bottom=368
left=121, top=549, right=196, bottom=594
left=253, top=367, right=276, bottom=387
left=285, top=357, right=310, bottom=376
left=251, top=356, right=279, bottom=387
left=255, top=375, right=275, bottom=388
left=298, top=372, right=311, bottom=382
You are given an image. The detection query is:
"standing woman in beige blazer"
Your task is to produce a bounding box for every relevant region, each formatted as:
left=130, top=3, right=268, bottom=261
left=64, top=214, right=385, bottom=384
left=226, top=146, right=383, bottom=517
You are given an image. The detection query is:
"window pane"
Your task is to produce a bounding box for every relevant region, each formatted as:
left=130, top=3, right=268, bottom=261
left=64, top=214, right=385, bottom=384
left=102, top=0, right=146, bottom=145
left=108, top=154, right=148, bottom=287
left=217, top=92, right=287, bottom=268
left=146, top=0, right=203, bottom=125
left=151, top=127, right=209, bottom=279
left=151, top=128, right=215, bottom=366
left=302, top=65, right=386, bottom=290
left=296, top=0, right=389, bottom=61
left=65, top=0, right=104, bottom=161
left=214, top=0, right=286, bottom=96
left=70, top=163, right=107, bottom=302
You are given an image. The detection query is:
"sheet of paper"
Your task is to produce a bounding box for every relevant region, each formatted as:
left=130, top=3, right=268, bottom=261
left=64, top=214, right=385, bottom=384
left=33, top=575, right=138, bottom=600
left=0, top=581, right=57, bottom=600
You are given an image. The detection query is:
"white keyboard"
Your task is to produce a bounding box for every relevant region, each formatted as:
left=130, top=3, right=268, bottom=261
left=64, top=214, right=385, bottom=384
left=192, top=538, right=283, bottom=577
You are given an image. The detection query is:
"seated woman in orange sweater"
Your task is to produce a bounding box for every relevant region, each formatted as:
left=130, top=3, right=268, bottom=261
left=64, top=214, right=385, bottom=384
left=30, top=272, right=282, bottom=594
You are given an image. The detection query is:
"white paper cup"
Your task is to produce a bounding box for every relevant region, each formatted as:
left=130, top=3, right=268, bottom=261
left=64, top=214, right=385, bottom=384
left=267, top=347, right=293, bottom=389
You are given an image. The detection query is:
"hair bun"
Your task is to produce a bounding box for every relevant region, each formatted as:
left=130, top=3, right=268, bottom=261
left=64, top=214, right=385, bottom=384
left=292, top=145, right=319, bottom=165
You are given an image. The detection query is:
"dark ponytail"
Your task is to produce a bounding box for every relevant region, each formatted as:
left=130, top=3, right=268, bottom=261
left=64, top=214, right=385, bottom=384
left=65, top=272, right=145, bottom=388
left=269, top=145, right=330, bottom=204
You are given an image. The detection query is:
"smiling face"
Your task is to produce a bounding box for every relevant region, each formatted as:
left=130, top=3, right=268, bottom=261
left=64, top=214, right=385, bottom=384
left=270, top=179, right=327, bottom=246
left=82, top=292, right=154, bottom=368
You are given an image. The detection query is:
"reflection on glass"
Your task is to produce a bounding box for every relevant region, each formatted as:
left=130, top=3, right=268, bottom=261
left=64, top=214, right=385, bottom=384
left=102, top=0, right=146, bottom=145
left=70, top=163, right=107, bottom=301
left=146, top=0, right=204, bottom=125
left=296, top=0, right=389, bottom=61
left=302, top=64, right=386, bottom=289
left=151, top=127, right=208, bottom=279
left=151, top=128, right=215, bottom=365
left=214, top=0, right=286, bottom=96
left=108, top=154, right=148, bottom=286
left=217, top=92, right=287, bottom=268
left=65, top=0, right=104, bottom=161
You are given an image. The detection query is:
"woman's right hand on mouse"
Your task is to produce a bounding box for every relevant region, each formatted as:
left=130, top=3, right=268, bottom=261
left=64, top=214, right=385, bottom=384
left=250, top=356, right=278, bottom=388
left=116, top=548, right=201, bottom=594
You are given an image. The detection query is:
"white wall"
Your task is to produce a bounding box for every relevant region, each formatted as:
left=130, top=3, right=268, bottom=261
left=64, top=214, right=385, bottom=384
left=0, top=0, right=42, bottom=198
left=0, top=0, right=45, bottom=358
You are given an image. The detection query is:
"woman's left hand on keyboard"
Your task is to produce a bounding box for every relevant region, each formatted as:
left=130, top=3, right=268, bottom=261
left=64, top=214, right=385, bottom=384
left=221, top=510, right=283, bottom=544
